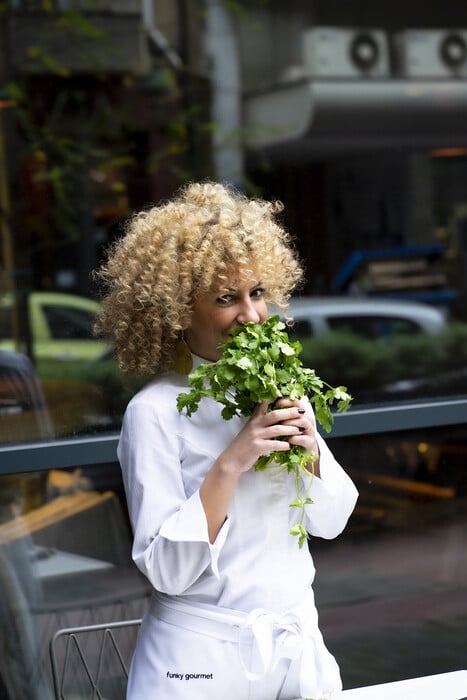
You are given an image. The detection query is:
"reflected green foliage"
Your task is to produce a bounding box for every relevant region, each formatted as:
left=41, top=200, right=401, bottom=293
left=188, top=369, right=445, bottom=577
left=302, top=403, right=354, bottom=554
left=38, top=357, right=146, bottom=432
left=33, top=321, right=467, bottom=434
left=299, top=322, right=467, bottom=400
left=74, top=359, right=146, bottom=417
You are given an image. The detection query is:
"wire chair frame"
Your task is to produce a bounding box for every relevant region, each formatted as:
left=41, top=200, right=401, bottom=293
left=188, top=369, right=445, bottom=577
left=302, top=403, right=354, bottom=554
left=49, top=618, right=141, bottom=700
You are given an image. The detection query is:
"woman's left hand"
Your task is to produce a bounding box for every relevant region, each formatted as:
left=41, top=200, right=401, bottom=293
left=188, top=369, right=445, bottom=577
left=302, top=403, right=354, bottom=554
left=273, top=397, right=321, bottom=476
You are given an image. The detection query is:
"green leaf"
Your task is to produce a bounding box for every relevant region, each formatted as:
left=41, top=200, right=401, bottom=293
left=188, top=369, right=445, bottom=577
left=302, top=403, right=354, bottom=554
left=289, top=524, right=303, bottom=536
left=289, top=499, right=305, bottom=508
left=237, top=356, right=254, bottom=370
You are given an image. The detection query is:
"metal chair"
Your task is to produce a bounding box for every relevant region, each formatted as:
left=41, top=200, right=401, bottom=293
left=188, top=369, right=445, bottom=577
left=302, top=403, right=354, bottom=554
left=49, top=618, right=141, bottom=700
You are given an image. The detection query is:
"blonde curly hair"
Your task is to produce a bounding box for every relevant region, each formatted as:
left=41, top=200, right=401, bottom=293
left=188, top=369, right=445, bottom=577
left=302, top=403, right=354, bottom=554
left=94, top=181, right=304, bottom=376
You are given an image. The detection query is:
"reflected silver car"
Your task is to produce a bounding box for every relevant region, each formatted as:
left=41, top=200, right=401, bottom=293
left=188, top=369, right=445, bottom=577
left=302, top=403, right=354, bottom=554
left=286, top=297, right=446, bottom=340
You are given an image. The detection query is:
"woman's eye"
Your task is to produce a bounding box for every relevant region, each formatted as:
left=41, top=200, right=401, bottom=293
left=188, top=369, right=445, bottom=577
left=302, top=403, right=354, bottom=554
left=216, top=295, right=233, bottom=305
left=251, top=287, right=266, bottom=298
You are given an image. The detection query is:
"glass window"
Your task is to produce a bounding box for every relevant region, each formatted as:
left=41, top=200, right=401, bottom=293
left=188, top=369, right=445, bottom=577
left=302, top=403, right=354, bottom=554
left=0, top=350, right=53, bottom=441
left=1, top=419, right=466, bottom=695
left=314, top=423, right=467, bottom=689
left=290, top=319, right=314, bottom=338
left=327, top=315, right=421, bottom=338
left=42, top=304, right=96, bottom=340
left=1, top=1, right=467, bottom=697
left=0, top=307, right=13, bottom=340
left=0, top=462, right=150, bottom=699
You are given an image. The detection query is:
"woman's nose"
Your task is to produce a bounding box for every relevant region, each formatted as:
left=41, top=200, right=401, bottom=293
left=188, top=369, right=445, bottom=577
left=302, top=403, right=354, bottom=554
left=236, top=298, right=261, bottom=324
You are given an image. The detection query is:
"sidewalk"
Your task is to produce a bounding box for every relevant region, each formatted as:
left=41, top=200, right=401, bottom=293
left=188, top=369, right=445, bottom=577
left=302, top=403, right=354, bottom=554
left=311, top=522, right=467, bottom=689
left=341, top=669, right=467, bottom=700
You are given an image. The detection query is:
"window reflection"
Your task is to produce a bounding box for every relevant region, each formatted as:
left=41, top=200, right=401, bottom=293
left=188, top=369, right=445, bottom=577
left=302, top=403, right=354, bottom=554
left=313, top=424, right=467, bottom=689
left=0, top=305, right=144, bottom=443
left=0, top=464, right=150, bottom=699
left=2, top=293, right=467, bottom=443
left=1, top=0, right=467, bottom=696
left=0, top=349, right=53, bottom=442
left=296, top=321, right=467, bottom=405
left=0, top=421, right=465, bottom=695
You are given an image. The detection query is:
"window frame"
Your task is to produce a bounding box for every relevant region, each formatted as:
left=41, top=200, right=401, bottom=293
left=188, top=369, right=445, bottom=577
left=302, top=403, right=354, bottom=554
left=1, top=396, right=467, bottom=475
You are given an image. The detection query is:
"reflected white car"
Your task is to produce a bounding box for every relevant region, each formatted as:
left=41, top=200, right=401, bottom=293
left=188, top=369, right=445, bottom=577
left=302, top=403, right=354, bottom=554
left=285, top=297, right=446, bottom=340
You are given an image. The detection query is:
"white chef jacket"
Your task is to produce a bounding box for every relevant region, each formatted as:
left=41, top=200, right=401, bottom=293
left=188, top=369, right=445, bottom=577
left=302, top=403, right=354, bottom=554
left=118, top=354, right=359, bottom=614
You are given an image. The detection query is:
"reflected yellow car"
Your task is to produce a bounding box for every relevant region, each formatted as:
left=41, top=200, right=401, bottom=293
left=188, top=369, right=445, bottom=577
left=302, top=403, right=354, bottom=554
left=0, top=293, right=115, bottom=439
left=0, top=291, right=109, bottom=366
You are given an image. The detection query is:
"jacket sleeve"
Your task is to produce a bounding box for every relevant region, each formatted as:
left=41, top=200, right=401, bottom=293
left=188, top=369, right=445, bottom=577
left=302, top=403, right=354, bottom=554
left=117, top=396, right=229, bottom=595
left=302, top=432, right=359, bottom=539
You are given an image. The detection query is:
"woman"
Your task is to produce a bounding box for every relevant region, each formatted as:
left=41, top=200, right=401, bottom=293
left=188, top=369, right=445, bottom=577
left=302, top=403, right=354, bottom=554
left=94, top=182, right=358, bottom=700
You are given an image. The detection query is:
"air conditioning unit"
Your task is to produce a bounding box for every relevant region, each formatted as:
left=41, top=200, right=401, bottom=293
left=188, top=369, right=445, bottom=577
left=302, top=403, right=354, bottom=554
left=302, top=26, right=390, bottom=79
left=395, top=30, right=467, bottom=78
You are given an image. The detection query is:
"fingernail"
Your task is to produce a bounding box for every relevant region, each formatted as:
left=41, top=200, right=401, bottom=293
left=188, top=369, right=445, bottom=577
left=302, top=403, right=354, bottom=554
left=297, top=409, right=306, bottom=414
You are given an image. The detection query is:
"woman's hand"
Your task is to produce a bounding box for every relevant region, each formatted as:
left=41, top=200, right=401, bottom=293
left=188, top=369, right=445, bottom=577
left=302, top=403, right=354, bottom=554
left=218, top=400, right=316, bottom=475
left=272, top=397, right=321, bottom=477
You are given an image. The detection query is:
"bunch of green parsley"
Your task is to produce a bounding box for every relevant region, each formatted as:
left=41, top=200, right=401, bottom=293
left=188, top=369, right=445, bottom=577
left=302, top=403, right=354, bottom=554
left=177, top=315, right=352, bottom=547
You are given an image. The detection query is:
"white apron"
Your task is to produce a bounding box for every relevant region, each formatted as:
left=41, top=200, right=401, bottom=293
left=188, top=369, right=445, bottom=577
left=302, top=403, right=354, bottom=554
left=126, top=589, right=342, bottom=700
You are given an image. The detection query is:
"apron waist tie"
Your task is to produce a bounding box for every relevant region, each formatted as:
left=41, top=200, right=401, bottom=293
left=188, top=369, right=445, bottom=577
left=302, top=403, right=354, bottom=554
left=150, top=591, right=341, bottom=699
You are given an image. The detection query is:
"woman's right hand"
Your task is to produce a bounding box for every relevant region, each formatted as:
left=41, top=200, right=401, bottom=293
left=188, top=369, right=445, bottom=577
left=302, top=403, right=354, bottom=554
left=217, top=400, right=307, bottom=475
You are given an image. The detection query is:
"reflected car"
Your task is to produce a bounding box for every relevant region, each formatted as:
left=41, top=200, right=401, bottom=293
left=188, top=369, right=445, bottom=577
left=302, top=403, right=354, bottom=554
left=0, top=293, right=112, bottom=437
left=284, top=297, right=466, bottom=404
left=0, top=291, right=109, bottom=365
left=286, top=296, right=447, bottom=340
left=0, top=349, right=53, bottom=442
